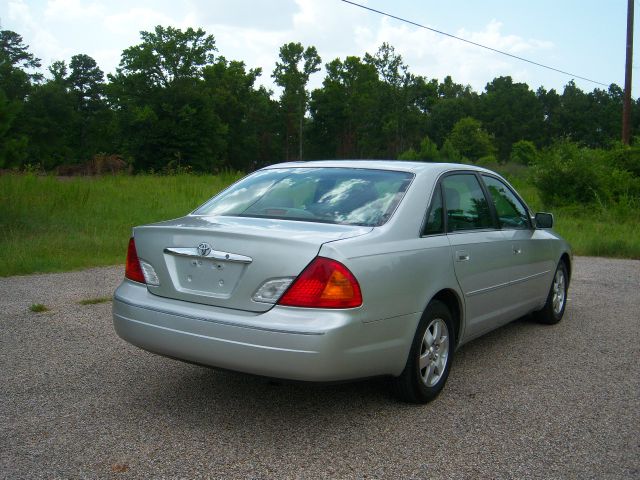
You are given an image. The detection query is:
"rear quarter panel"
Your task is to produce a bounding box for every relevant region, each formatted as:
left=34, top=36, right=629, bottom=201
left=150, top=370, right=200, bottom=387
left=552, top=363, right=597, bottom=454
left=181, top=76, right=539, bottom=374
left=318, top=169, right=464, bottom=369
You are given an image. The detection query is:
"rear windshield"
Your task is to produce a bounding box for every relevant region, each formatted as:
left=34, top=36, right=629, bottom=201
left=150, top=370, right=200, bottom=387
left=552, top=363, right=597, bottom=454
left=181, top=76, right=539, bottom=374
left=193, top=167, right=414, bottom=226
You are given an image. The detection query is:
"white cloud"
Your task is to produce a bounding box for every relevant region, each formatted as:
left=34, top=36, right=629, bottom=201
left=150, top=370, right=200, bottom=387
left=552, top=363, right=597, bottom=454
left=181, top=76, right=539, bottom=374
left=2, top=0, right=558, bottom=93
left=351, top=17, right=555, bottom=91
left=7, top=1, right=68, bottom=70
left=44, top=0, right=105, bottom=20
left=7, top=0, right=31, bottom=25
left=103, top=7, right=195, bottom=36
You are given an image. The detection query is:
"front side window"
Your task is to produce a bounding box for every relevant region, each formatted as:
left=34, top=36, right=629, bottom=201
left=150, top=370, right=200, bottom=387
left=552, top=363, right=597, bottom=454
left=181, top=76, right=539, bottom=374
left=194, top=167, right=414, bottom=227
left=441, top=174, right=494, bottom=232
left=482, top=175, right=530, bottom=229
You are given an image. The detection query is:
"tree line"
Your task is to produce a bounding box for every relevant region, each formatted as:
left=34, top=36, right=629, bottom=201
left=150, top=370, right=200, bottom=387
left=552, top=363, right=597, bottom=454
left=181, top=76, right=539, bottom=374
left=1, top=25, right=637, bottom=173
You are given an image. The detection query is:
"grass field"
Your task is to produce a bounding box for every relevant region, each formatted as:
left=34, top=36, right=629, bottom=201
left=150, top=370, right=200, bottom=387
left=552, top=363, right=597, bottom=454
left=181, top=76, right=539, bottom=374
left=1, top=169, right=638, bottom=277
left=0, top=172, right=242, bottom=276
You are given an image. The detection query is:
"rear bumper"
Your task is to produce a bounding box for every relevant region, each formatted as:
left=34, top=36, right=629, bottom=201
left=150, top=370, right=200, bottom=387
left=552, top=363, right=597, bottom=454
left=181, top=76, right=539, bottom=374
left=112, top=280, right=418, bottom=381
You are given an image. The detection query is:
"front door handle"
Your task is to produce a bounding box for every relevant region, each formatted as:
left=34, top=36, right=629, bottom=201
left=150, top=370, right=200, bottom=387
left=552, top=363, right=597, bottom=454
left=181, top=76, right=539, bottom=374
left=513, top=247, right=522, bottom=255
left=455, top=250, right=470, bottom=262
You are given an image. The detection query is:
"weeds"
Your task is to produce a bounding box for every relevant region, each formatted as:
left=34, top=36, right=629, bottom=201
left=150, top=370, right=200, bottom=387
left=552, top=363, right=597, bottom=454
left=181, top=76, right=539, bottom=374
left=29, top=303, right=49, bottom=313
left=78, top=296, right=112, bottom=305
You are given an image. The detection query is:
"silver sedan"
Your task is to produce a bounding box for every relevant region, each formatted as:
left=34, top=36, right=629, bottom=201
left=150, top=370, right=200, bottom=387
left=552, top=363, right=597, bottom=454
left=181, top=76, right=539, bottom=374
left=113, top=161, right=571, bottom=403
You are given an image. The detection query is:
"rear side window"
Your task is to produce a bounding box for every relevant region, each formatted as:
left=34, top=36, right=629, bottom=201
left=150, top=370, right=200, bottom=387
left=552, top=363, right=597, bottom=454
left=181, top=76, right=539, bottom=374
left=423, top=184, right=444, bottom=235
left=482, top=175, right=530, bottom=229
left=441, top=174, right=494, bottom=232
left=194, top=167, right=414, bottom=227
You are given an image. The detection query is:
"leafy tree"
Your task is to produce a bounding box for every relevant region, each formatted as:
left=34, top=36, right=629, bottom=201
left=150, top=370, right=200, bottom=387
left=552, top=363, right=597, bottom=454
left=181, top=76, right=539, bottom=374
left=412, top=76, right=440, bottom=114
left=424, top=76, right=477, bottom=148
left=21, top=78, right=76, bottom=169
left=48, top=60, right=68, bottom=84
left=67, top=54, right=109, bottom=160
left=510, top=140, right=538, bottom=165
left=0, top=30, right=42, bottom=97
left=587, top=84, right=623, bottom=147
left=117, top=26, right=216, bottom=88
left=0, top=88, right=28, bottom=167
left=364, top=43, right=421, bottom=156
left=477, top=76, right=543, bottom=161
left=108, top=26, right=224, bottom=171
left=69, top=54, right=104, bottom=109
left=0, top=30, right=42, bottom=167
left=309, top=55, right=380, bottom=158
left=556, top=80, right=592, bottom=144
left=204, top=57, right=280, bottom=170
left=438, top=75, right=471, bottom=99
left=0, top=28, right=638, bottom=175
left=536, top=86, right=562, bottom=146
left=447, top=117, right=495, bottom=161
left=272, top=42, right=321, bottom=160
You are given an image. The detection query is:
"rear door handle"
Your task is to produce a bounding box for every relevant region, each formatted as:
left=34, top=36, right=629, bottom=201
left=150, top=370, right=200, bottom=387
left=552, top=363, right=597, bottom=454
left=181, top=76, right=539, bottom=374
left=455, top=250, right=470, bottom=262
left=513, top=247, right=522, bottom=255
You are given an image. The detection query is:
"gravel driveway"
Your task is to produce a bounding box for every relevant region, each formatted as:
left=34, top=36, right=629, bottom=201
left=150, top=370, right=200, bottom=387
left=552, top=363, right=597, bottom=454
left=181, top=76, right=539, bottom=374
left=1, top=257, right=638, bottom=479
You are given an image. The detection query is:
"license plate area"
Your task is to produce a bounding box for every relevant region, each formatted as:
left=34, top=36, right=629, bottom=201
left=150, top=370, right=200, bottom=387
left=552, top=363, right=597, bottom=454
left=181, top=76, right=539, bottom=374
left=167, top=255, right=245, bottom=298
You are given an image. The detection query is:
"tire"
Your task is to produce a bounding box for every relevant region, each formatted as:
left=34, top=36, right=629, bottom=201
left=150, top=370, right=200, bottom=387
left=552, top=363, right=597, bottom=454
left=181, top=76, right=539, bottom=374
left=534, top=261, right=569, bottom=325
left=393, top=300, right=454, bottom=403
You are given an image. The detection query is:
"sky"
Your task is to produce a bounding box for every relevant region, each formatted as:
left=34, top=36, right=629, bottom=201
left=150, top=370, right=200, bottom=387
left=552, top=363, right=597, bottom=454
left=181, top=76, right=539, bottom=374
left=1, top=0, right=637, bottom=97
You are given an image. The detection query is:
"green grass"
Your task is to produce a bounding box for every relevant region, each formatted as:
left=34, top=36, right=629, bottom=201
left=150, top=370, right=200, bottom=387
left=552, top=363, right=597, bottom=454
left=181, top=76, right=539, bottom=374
left=1, top=167, right=638, bottom=277
left=29, top=303, right=49, bottom=313
left=0, top=172, right=242, bottom=276
left=78, top=296, right=112, bottom=305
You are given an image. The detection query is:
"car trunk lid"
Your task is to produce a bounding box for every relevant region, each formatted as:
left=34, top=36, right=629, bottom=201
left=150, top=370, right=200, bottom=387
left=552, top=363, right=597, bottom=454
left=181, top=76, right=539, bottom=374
left=132, top=215, right=372, bottom=312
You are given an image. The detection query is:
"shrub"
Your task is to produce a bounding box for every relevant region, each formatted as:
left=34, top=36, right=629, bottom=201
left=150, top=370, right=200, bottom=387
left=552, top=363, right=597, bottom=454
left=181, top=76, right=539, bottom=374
left=397, top=136, right=439, bottom=161
left=397, top=148, right=419, bottom=161
left=531, top=140, right=640, bottom=207
left=475, top=155, right=500, bottom=170
left=606, top=143, right=640, bottom=177
left=447, top=117, right=495, bottom=162
left=439, top=139, right=463, bottom=163
left=510, top=140, right=538, bottom=165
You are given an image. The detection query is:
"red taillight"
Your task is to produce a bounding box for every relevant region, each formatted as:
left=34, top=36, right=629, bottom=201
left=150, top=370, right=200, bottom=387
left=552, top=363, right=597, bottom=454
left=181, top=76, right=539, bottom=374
left=125, top=237, right=146, bottom=284
left=278, top=257, right=362, bottom=309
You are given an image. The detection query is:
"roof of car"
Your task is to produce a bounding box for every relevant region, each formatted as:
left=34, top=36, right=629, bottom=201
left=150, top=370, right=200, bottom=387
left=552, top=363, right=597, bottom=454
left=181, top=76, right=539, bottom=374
left=264, top=160, right=493, bottom=175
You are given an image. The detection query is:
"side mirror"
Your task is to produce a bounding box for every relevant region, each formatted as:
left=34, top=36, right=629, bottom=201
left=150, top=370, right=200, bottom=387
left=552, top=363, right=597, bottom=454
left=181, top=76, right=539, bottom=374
left=535, top=212, right=554, bottom=229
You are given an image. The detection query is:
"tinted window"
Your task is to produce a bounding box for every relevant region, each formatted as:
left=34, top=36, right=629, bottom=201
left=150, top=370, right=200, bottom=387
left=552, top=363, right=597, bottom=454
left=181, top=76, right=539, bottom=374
left=482, top=175, right=530, bottom=229
left=194, top=168, right=414, bottom=227
left=442, top=174, right=494, bottom=232
left=423, top=184, right=443, bottom=235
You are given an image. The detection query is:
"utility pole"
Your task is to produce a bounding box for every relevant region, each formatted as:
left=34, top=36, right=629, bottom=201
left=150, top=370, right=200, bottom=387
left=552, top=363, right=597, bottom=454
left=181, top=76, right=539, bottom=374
left=622, top=0, right=634, bottom=145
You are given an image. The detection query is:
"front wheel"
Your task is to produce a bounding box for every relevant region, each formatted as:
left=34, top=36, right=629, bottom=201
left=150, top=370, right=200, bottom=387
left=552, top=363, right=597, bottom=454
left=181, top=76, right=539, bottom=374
left=535, top=261, right=568, bottom=325
left=393, top=300, right=454, bottom=403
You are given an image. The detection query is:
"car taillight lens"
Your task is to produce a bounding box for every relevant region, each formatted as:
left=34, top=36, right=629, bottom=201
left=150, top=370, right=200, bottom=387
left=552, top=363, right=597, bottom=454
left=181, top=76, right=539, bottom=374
left=125, top=237, right=146, bottom=284
left=278, top=257, right=362, bottom=309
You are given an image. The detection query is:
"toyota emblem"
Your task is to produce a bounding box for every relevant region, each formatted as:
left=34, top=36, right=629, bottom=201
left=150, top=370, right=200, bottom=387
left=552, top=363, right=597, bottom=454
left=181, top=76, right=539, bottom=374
left=197, top=242, right=212, bottom=257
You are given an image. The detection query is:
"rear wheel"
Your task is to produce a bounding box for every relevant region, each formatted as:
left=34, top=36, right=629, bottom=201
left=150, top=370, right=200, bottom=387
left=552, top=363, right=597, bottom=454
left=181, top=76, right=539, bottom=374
left=393, top=300, right=454, bottom=403
left=535, top=261, right=568, bottom=325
